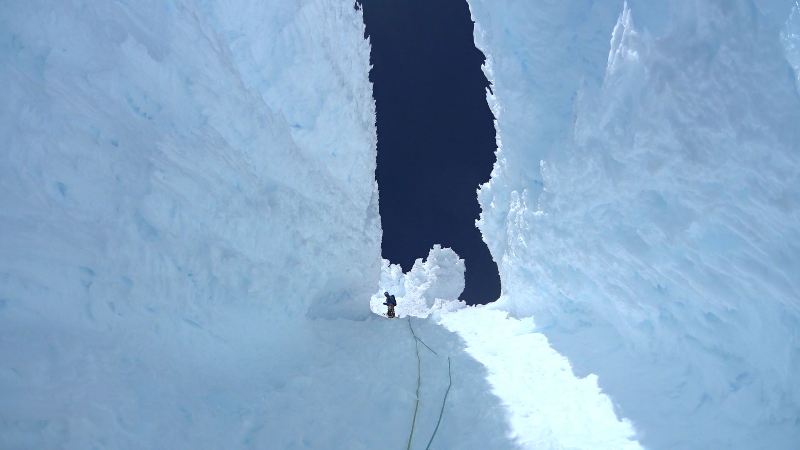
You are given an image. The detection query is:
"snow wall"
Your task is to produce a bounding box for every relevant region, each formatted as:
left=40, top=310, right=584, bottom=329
left=0, top=0, right=380, bottom=321
left=468, top=0, right=800, bottom=448
left=1, top=1, right=380, bottom=445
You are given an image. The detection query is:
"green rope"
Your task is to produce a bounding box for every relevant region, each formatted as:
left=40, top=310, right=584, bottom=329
left=424, top=357, right=453, bottom=450
left=406, top=318, right=422, bottom=450
left=407, top=317, right=438, bottom=356
left=404, top=317, right=453, bottom=450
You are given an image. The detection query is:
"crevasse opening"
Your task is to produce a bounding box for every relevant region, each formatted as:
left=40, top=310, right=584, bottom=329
left=358, top=0, right=501, bottom=306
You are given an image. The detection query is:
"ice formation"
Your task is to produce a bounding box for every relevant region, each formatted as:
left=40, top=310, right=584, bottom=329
left=371, top=245, right=466, bottom=317
left=469, top=0, right=800, bottom=448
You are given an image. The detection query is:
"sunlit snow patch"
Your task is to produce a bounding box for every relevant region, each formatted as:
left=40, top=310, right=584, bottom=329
left=438, top=305, right=642, bottom=450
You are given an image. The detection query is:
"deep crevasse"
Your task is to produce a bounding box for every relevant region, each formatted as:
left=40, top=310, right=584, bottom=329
left=468, top=0, right=800, bottom=448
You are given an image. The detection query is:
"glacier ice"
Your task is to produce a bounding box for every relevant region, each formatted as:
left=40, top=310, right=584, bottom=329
left=0, top=0, right=381, bottom=321
left=0, top=0, right=386, bottom=447
left=469, top=0, right=800, bottom=448
left=784, top=2, right=800, bottom=92
left=403, top=245, right=466, bottom=308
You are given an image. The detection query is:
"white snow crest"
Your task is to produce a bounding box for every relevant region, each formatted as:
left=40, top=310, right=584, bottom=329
left=404, top=245, right=466, bottom=307
left=608, top=2, right=642, bottom=75
left=371, top=245, right=466, bottom=318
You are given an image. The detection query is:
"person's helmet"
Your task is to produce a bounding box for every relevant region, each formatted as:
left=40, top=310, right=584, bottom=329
left=384, top=291, right=390, bottom=296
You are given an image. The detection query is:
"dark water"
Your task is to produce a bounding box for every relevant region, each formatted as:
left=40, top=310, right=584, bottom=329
left=357, top=0, right=500, bottom=304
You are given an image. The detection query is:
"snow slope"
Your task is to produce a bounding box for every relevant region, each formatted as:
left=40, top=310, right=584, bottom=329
left=469, top=0, right=800, bottom=448
left=2, top=1, right=636, bottom=448
left=439, top=307, right=641, bottom=450
left=5, top=308, right=530, bottom=449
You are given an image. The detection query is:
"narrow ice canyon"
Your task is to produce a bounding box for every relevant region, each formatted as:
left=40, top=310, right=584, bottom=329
left=1, top=1, right=798, bottom=449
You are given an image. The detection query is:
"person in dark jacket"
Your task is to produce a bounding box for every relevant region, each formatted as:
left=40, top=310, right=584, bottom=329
left=383, top=291, right=397, bottom=318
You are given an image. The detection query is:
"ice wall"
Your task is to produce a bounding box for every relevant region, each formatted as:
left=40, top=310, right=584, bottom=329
left=469, top=0, right=800, bottom=448
left=0, top=1, right=380, bottom=445
left=0, top=0, right=379, bottom=322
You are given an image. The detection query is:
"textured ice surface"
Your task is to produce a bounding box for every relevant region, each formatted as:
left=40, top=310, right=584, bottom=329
left=0, top=0, right=382, bottom=446
left=469, top=0, right=800, bottom=448
left=785, top=2, right=800, bottom=92
left=0, top=0, right=381, bottom=322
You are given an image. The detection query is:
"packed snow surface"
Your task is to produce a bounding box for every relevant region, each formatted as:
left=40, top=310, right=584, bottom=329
left=469, top=0, right=800, bottom=448
left=0, top=0, right=381, bottom=322
left=439, top=306, right=641, bottom=450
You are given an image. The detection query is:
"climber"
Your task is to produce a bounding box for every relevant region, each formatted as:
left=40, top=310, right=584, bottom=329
left=383, top=291, right=397, bottom=318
